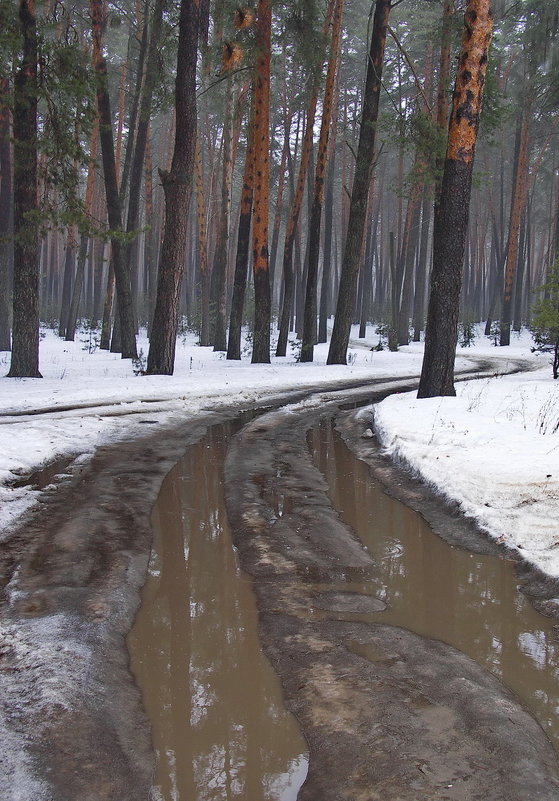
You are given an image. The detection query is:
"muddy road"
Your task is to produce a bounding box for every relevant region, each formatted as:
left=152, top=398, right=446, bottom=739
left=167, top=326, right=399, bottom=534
left=1, top=367, right=559, bottom=800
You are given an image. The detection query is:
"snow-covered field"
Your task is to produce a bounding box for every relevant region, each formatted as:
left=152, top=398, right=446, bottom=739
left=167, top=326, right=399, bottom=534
left=1, top=323, right=557, bottom=576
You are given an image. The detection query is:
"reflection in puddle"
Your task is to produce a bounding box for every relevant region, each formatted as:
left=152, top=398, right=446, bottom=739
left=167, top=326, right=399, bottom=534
left=128, top=426, right=308, bottom=800
left=309, top=420, right=559, bottom=751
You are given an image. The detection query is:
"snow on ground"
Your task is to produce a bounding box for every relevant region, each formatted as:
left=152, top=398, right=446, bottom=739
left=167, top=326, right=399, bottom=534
left=1, top=323, right=557, bottom=577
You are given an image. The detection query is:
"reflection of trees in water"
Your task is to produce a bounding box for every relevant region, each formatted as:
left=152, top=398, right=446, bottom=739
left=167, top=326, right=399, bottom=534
left=309, top=417, right=559, bottom=751
left=130, top=428, right=305, bottom=800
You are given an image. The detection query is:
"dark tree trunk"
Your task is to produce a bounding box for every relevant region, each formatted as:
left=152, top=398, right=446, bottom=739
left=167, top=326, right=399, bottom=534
left=8, top=0, right=41, bottom=378
left=210, top=80, right=233, bottom=352
left=318, top=141, right=337, bottom=343
left=418, top=0, right=492, bottom=398
left=59, top=230, right=76, bottom=338
left=0, top=76, right=13, bottom=352
left=91, top=0, right=137, bottom=360
left=412, top=194, right=431, bottom=341
left=500, top=99, right=531, bottom=346
left=65, top=236, right=89, bottom=342
left=227, top=93, right=255, bottom=361
left=147, top=0, right=199, bottom=375
left=194, top=138, right=210, bottom=345
left=250, top=0, right=272, bottom=364
left=327, top=0, right=391, bottom=365
left=124, top=0, right=166, bottom=328
left=300, top=0, right=343, bottom=363
left=119, top=2, right=149, bottom=205
left=397, top=177, right=423, bottom=345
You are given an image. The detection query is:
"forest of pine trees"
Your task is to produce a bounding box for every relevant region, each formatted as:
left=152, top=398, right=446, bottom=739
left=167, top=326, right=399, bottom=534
left=1, top=0, right=558, bottom=388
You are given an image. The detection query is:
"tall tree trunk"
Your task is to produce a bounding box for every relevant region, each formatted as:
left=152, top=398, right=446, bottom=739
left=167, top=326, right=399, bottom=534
left=0, top=76, right=13, bottom=352
left=194, top=137, right=211, bottom=345
left=500, top=97, right=531, bottom=346
left=412, top=193, right=431, bottom=341
left=227, top=93, right=255, bottom=361
left=327, top=0, right=391, bottom=365
left=210, top=79, right=234, bottom=352
left=417, top=0, right=492, bottom=398
left=119, top=2, right=149, bottom=204
left=397, top=173, right=423, bottom=345
left=65, top=121, right=99, bottom=341
left=124, top=0, right=166, bottom=328
left=91, top=0, right=137, bottom=359
left=300, top=0, right=343, bottom=363
left=276, top=4, right=334, bottom=357
left=318, top=134, right=337, bottom=343
left=147, top=0, right=199, bottom=374
left=8, top=0, right=41, bottom=378
left=59, top=226, right=77, bottom=337
left=250, top=0, right=272, bottom=364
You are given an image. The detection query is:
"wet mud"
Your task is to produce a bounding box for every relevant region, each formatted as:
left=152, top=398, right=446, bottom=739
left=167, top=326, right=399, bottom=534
left=224, top=401, right=559, bottom=800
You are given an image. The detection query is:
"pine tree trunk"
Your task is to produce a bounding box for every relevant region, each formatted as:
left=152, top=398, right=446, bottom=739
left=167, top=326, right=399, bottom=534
left=300, top=0, right=343, bottom=363
left=8, top=0, right=41, bottom=378
left=91, top=0, right=137, bottom=360
left=0, top=76, right=13, bottom=352
left=397, top=174, right=423, bottom=345
left=412, top=193, right=431, bottom=341
left=227, top=93, right=255, bottom=361
left=59, top=228, right=77, bottom=338
left=147, top=0, right=199, bottom=375
left=318, top=138, right=337, bottom=343
left=417, top=0, right=492, bottom=398
left=194, top=137, right=211, bottom=345
left=210, top=79, right=234, bottom=352
left=500, top=99, right=531, bottom=346
left=327, top=0, right=391, bottom=365
left=66, top=123, right=99, bottom=341
left=250, top=0, right=272, bottom=364
left=124, top=0, right=166, bottom=328
left=276, top=2, right=335, bottom=357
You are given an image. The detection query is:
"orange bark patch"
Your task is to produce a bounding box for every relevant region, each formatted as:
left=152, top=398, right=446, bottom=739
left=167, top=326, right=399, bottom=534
left=447, top=0, right=492, bottom=163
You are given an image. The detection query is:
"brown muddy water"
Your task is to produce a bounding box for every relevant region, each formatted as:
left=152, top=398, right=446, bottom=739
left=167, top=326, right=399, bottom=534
left=309, top=419, right=559, bottom=752
left=129, top=412, right=559, bottom=801
left=127, top=424, right=308, bottom=801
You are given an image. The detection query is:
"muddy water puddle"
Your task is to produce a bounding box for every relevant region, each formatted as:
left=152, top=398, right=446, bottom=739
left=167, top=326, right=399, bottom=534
left=309, top=419, right=559, bottom=751
left=128, top=425, right=308, bottom=801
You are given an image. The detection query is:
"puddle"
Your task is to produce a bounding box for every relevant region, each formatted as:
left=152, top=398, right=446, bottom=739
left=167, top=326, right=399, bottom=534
left=128, top=424, right=308, bottom=801
left=309, top=419, right=559, bottom=751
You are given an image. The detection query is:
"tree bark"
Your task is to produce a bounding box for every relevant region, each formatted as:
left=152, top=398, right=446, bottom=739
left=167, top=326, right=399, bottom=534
left=8, top=0, right=41, bottom=378
left=500, top=98, right=531, bottom=346
left=0, top=76, right=13, bottom=352
left=147, top=0, right=199, bottom=375
left=90, top=0, right=137, bottom=359
left=210, top=79, right=234, bottom=352
left=327, top=0, right=391, bottom=365
left=124, top=0, right=166, bottom=328
left=66, top=121, right=99, bottom=342
left=300, top=0, right=343, bottom=362
left=227, top=93, right=255, bottom=361
left=250, top=0, right=272, bottom=364
left=417, top=0, right=492, bottom=398
left=194, top=137, right=211, bottom=345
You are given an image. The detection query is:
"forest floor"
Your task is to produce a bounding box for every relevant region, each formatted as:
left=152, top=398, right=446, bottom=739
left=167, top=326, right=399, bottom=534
left=1, top=323, right=558, bottom=799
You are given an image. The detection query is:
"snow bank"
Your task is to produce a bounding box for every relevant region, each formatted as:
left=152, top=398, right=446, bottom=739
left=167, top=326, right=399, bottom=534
left=373, top=368, right=559, bottom=576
